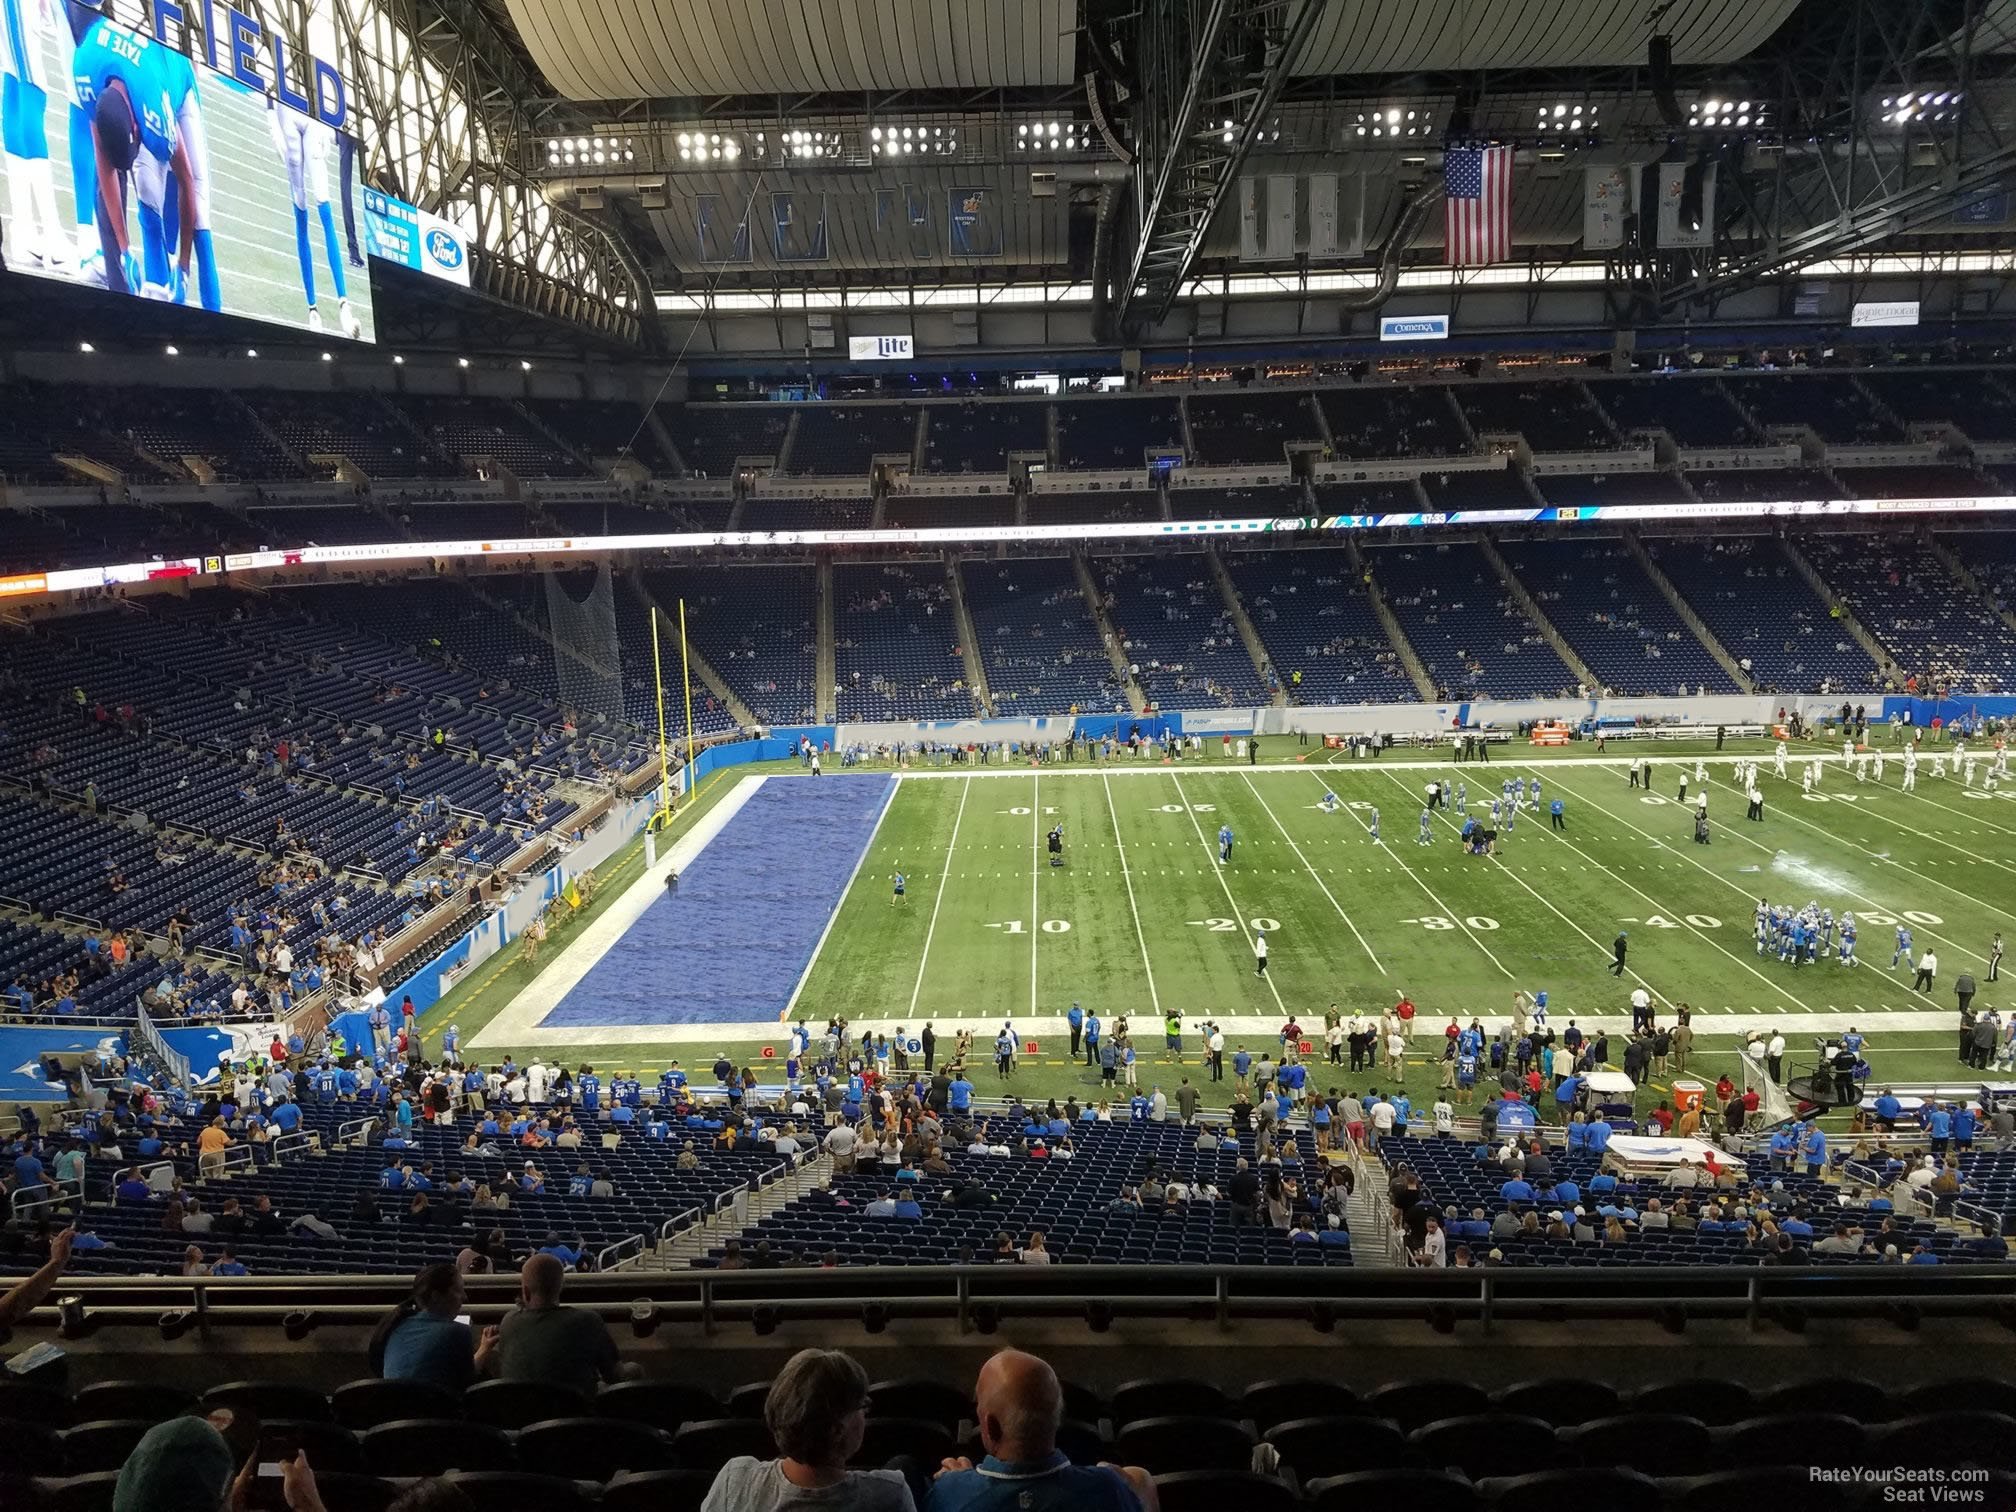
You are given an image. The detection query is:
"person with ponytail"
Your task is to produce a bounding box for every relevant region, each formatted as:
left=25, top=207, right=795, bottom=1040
left=370, top=1263, right=480, bottom=1392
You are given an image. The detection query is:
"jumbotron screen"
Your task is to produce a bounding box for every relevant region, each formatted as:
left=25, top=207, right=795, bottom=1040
left=0, top=0, right=376, bottom=342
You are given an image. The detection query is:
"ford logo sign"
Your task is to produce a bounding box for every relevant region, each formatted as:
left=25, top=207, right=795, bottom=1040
left=424, top=229, right=465, bottom=269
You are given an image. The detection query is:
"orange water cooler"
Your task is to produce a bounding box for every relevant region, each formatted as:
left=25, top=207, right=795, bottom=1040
left=1671, top=1079, right=1706, bottom=1115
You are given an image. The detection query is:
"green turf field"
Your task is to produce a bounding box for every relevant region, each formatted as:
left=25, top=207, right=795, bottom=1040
left=430, top=739, right=2014, bottom=1122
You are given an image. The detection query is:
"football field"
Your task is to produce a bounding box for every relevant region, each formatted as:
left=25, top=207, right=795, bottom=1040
left=440, top=742, right=2015, bottom=1116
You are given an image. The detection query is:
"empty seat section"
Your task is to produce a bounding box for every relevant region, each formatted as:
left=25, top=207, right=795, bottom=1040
left=642, top=566, right=818, bottom=725
left=1835, top=466, right=1995, bottom=500
left=1221, top=548, right=1414, bottom=704
left=1167, top=484, right=1302, bottom=522
left=785, top=406, right=916, bottom=476
left=883, top=494, right=1015, bottom=529
left=668, top=405, right=791, bottom=476
left=1860, top=369, right=2016, bottom=441
left=524, top=399, right=674, bottom=470
left=1055, top=396, right=1185, bottom=469
left=1186, top=391, right=1318, bottom=464
left=1317, top=386, right=1470, bottom=459
left=833, top=563, right=976, bottom=721
left=247, top=390, right=462, bottom=478
left=1723, top=373, right=1907, bottom=444
left=1093, top=554, right=1267, bottom=706
left=1587, top=376, right=1755, bottom=446
left=1367, top=541, right=1577, bottom=698
left=1494, top=538, right=1739, bottom=695
left=391, top=396, right=590, bottom=479
left=1025, top=490, right=1160, bottom=527
left=1800, top=533, right=2016, bottom=690
left=1532, top=472, right=1693, bottom=508
left=923, top=400, right=1050, bottom=473
left=961, top=557, right=1117, bottom=714
left=1645, top=535, right=1881, bottom=692
left=1684, top=468, right=1835, bottom=503
left=740, top=496, right=876, bottom=529
left=1451, top=382, right=1613, bottom=451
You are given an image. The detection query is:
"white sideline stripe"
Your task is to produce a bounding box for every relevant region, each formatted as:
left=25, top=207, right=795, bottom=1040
left=783, top=776, right=900, bottom=1018
left=468, top=775, right=767, bottom=1051
left=907, top=775, right=972, bottom=1017
left=465, top=1009, right=1957, bottom=1053
left=1103, top=771, right=1162, bottom=1015
left=1170, top=771, right=1287, bottom=1012
left=865, top=753, right=1861, bottom=780
left=1241, top=772, right=1386, bottom=976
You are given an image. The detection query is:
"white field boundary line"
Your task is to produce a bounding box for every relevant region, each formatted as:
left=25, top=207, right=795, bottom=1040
left=1758, top=765, right=2016, bottom=881
left=468, top=773, right=768, bottom=1049
left=864, top=752, right=1816, bottom=781
left=1367, top=766, right=1671, bottom=1009
left=1169, top=771, right=1288, bottom=1012
left=460, top=1008, right=1959, bottom=1051
left=907, top=775, right=973, bottom=1018
left=1030, top=774, right=1042, bottom=1016
left=1240, top=772, right=1387, bottom=976
left=780, top=774, right=901, bottom=1019
left=1664, top=766, right=1998, bottom=974
left=1309, top=771, right=1514, bottom=979
left=1103, top=771, right=1163, bottom=1014
left=1516, top=770, right=1846, bottom=1020
left=1884, top=776, right=2016, bottom=839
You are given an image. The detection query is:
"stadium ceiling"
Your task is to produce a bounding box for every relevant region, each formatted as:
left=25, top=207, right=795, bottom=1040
left=374, top=0, right=2016, bottom=348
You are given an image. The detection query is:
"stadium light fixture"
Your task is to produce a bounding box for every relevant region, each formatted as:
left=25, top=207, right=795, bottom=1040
left=1533, top=101, right=1599, bottom=135
left=520, top=359, right=533, bottom=371
left=871, top=123, right=958, bottom=157
left=320, top=351, right=333, bottom=363
left=1356, top=106, right=1436, bottom=140
left=1879, top=90, right=1962, bottom=125
left=1015, top=119, right=1089, bottom=153
left=245, top=348, right=257, bottom=358
left=1689, top=96, right=1766, bottom=130
left=546, top=134, right=635, bottom=168
left=457, top=357, right=471, bottom=369
left=77, top=341, right=93, bottom=353
left=391, top=354, right=404, bottom=365
left=163, top=345, right=178, bottom=356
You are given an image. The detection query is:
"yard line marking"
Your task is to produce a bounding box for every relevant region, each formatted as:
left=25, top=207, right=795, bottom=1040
left=1308, top=772, right=1513, bottom=979
left=1369, top=768, right=1667, bottom=1006
left=1881, top=783, right=2016, bottom=839
left=1103, top=772, right=1162, bottom=1012
left=1241, top=773, right=1385, bottom=975
left=1504, top=764, right=1818, bottom=1012
left=1694, top=768, right=1993, bottom=970
left=784, top=775, right=901, bottom=1018
left=907, top=775, right=972, bottom=1018
left=1169, top=772, right=1288, bottom=1010
left=1770, top=770, right=2016, bottom=880
left=1030, top=774, right=1041, bottom=1016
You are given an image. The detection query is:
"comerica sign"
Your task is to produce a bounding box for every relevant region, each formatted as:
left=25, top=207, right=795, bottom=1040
left=1379, top=315, right=1451, bottom=341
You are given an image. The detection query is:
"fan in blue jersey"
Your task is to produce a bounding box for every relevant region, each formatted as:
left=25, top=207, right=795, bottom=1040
left=68, top=1, right=195, bottom=300
left=267, top=92, right=359, bottom=335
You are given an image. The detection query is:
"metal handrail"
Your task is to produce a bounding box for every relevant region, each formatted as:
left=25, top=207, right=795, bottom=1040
left=657, top=1206, right=703, bottom=1244
left=17, top=1263, right=2016, bottom=1341
left=594, top=1234, right=646, bottom=1272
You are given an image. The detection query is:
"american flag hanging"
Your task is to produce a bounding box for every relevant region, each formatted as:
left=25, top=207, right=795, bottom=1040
left=1445, top=145, right=1512, bottom=266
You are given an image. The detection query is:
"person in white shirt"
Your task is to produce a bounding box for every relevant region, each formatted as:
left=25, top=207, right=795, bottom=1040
left=1913, top=950, right=1938, bottom=992
left=1385, top=1030, right=1406, bottom=1074
left=1150, top=1087, right=1167, bottom=1122
left=823, top=1123, right=859, bottom=1172
left=1905, top=1156, right=1938, bottom=1190
left=504, top=1075, right=528, bottom=1106
left=526, top=1060, right=551, bottom=1104
left=1369, top=1097, right=1397, bottom=1150
left=1765, top=1031, right=1787, bottom=1082
left=1417, top=1216, right=1447, bottom=1268
left=1432, top=1098, right=1454, bottom=1136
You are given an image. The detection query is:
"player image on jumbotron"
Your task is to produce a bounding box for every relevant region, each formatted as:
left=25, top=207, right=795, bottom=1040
left=0, top=0, right=373, bottom=340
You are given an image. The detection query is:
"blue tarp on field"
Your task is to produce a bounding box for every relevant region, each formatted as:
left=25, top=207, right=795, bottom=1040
left=540, top=774, right=895, bottom=1028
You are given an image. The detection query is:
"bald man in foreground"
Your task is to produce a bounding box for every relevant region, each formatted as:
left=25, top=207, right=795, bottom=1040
left=925, top=1348, right=1158, bottom=1511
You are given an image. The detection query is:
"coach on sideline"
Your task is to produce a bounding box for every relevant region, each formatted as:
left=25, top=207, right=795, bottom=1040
left=926, top=1349, right=1158, bottom=1510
